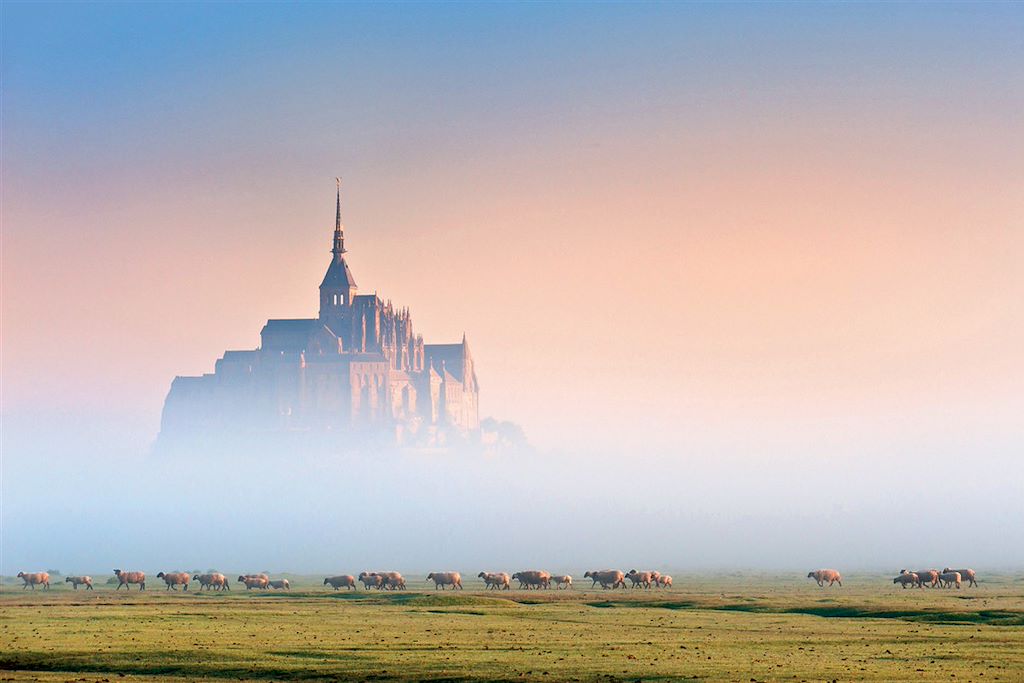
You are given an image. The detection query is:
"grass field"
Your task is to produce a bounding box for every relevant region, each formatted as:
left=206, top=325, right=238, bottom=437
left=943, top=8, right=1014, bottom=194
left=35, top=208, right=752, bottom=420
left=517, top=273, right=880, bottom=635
left=2, top=573, right=1023, bottom=681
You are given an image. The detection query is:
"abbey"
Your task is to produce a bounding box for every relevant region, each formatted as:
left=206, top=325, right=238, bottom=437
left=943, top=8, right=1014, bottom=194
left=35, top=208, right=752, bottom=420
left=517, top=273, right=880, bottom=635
left=160, top=185, right=479, bottom=447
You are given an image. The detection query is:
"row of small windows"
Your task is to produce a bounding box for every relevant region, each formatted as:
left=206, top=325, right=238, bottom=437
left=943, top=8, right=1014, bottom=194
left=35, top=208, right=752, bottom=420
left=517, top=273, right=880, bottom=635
left=330, top=293, right=346, bottom=305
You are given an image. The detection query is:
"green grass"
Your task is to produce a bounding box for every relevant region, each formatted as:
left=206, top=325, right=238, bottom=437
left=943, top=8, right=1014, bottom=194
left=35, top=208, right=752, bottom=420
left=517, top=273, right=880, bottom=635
left=1, top=574, right=1023, bottom=681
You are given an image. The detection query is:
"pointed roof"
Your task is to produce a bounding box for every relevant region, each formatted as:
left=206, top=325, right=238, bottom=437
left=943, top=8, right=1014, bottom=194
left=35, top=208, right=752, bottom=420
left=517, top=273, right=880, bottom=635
left=321, top=179, right=357, bottom=290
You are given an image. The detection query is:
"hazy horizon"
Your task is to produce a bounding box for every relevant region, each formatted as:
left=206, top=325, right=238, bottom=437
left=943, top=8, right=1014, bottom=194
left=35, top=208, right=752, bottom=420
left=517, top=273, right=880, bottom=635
left=2, top=3, right=1022, bottom=574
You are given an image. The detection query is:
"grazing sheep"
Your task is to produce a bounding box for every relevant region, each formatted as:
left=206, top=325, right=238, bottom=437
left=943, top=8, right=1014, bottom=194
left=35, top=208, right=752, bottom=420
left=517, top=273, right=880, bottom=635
left=657, top=575, right=673, bottom=588
left=551, top=574, right=573, bottom=589
left=16, top=572, right=50, bottom=590
left=943, top=568, right=977, bottom=587
left=358, top=572, right=383, bottom=589
left=324, top=575, right=357, bottom=590
left=893, top=572, right=918, bottom=589
left=807, top=569, right=842, bottom=587
left=477, top=572, right=511, bottom=590
left=237, top=574, right=270, bottom=590
left=65, top=576, right=93, bottom=590
left=626, top=570, right=655, bottom=589
left=193, top=573, right=230, bottom=591
left=268, top=579, right=290, bottom=590
left=427, top=572, right=463, bottom=590
left=511, top=570, right=551, bottom=590
left=379, top=572, right=406, bottom=590
left=938, top=571, right=962, bottom=589
left=583, top=570, right=626, bottom=589
left=156, top=572, right=190, bottom=591
left=113, top=570, right=146, bottom=591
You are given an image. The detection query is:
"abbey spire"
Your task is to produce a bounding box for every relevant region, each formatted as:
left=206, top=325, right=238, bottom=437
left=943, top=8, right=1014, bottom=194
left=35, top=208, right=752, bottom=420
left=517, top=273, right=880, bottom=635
left=332, top=177, right=346, bottom=257
left=320, top=179, right=357, bottom=319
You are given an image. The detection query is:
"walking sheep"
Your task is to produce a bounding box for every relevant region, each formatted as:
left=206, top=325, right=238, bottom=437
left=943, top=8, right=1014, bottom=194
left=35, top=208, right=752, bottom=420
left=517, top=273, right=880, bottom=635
left=584, top=570, right=626, bottom=589
left=938, top=571, right=962, bottom=589
left=478, top=572, right=511, bottom=590
left=16, top=572, right=50, bottom=590
left=268, top=579, right=290, bottom=590
left=65, top=576, right=93, bottom=590
left=551, top=574, right=573, bottom=589
left=511, top=570, right=551, bottom=589
left=156, top=572, right=190, bottom=591
left=807, top=569, right=842, bottom=587
left=942, top=568, right=977, bottom=587
left=113, top=570, right=145, bottom=591
left=237, top=574, right=270, bottom=590
left=427, top=572, right=463, bottom=590
left=324, top=575, right=357, bottom=590
left=893, top=572, right=918, bottom=588
left=358, top=572, right=383, bottom=589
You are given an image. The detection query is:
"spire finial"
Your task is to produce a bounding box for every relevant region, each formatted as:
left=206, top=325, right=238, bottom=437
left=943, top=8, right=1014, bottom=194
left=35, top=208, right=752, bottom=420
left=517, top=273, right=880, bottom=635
left=332, top=177, right=346, bottom=257
left=335, top=177, right=342, bottom=231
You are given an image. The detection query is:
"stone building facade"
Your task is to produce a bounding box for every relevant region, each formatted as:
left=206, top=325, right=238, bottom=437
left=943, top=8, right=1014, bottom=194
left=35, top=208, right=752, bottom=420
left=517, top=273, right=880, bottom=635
left=159, top=186, right=480, bottom=447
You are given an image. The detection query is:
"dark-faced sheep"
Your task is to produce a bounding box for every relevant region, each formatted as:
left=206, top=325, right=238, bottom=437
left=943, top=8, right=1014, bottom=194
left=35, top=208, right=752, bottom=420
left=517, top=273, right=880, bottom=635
left=584, top=570, right=626, bottom=589
left=807, top=569, right=842, bottom=587
left=65, top=575, right=93, bottom=590
left=156, top=572, right=190, bottom=591
left=114, top=570, right=145, bottom=591
left=893, top=572, right=918, bottom=589
left=511, top=570, right=551, bottom=590
left=626, top=570, right=654, bottom=589
left=237, top=574, right=269, bottom=590
left=17, top=572, right=50, bottom=590
left=324, top=575, right=357, bottom=590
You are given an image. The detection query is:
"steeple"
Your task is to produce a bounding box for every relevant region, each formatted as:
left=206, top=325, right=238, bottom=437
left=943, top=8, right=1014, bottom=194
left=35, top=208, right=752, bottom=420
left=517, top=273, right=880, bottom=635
left=320, top=178, right=357, bottom=322
left=332, top=177, right=346, bottom=257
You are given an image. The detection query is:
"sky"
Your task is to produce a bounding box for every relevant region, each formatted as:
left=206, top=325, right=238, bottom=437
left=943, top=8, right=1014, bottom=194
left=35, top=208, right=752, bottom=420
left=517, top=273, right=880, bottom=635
left=2, top=2, right=1023, bottom=574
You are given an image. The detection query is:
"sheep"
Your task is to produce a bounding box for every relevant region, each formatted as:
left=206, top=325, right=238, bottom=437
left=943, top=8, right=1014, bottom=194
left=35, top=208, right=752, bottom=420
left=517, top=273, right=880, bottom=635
left=477, top=572, right=511, bottom=590
left=583, top=570, right=626, bottom=589
left=656, top=575, right=673, bottom=588
left=192, top=573, right=230, bottom=591
left=358, top=572, right=383, bottom=589
left=16, top=572, right=50, bottom=590
left=324, top=575, right=357, bottom=590
left=427, top=572, right=463, bottom=590
left=649, top=571, right=661, bottom=585
left=156, top=572, right=191, bottom=591
left=65, top=575, right=93, bottom=590
left=551, top=574, right=573, bottom=589
left=379, top=572, right=406, bottom=590
left=893, top=572, right=918, bottom=589
left=806, top=569, right=842, bottom=587
left=909, top=569, right=940, bottom=589
left=237, top=574, right=270, bottom=590
left=113, top=569, right=146, bottom=591
left=268, top=579, right=290, bottom=590
left=626, top=570, right=655, bottom=589
left=511, top=570, right=551, bottom=590
left=943, top=568, right=977, bottom=587
left=938, top=571, right=962, bottom=589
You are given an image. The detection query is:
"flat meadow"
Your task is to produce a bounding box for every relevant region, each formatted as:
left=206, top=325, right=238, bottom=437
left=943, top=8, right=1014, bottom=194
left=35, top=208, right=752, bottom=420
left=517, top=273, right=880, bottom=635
left=1, top=573, right=1022, bottom=682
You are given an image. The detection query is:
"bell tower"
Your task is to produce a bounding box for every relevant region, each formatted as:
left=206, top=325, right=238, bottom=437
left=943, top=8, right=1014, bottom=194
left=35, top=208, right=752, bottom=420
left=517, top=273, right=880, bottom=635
left=319, top=178, right=357, bottom=327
